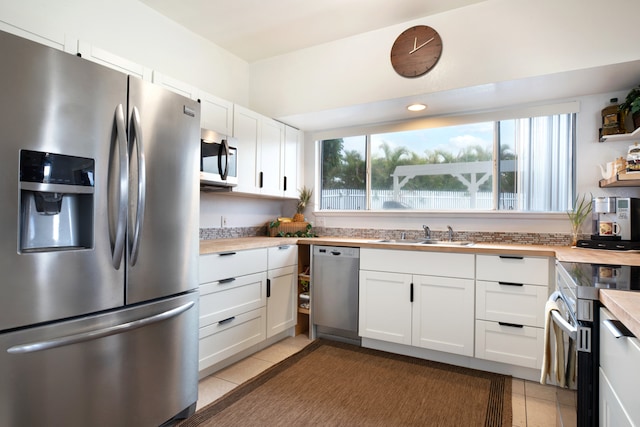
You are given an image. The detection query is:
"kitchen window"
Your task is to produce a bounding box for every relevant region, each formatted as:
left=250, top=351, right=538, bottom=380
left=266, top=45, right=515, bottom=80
left=319, top=112, right=575, bottom=212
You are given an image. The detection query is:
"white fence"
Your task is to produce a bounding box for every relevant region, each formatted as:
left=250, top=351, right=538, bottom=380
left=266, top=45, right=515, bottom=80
left=320, top=189, right=518, bottom=210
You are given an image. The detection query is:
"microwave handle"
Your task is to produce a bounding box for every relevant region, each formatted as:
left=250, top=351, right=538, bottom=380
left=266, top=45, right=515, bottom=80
left=218, top=139, right=230, bottom=180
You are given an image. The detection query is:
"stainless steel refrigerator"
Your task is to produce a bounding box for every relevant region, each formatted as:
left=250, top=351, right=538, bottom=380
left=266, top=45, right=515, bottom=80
left=0, top=30, right=200, bottom=427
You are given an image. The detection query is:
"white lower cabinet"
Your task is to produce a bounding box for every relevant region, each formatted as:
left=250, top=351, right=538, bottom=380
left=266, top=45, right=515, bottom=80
left=475, top=320, right=543, bottom=369
left=413, top=274, right=474, bottom=356
left=198, top=245, right=298, bottom=374
left=474, top=254, right=551, bottom=369
left=198, top=307, right=266, bottom=372
left=359, top=270, right=412, bottom=345
left=266, top=265, right=296, bottom=337
left=359, top=249, right=474, bottom=356
left=599, top=307, right=640, bottom=426
left=266, top=245, right=298, bottom=338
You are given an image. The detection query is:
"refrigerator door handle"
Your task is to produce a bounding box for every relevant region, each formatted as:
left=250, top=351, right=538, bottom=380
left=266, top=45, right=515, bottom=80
left=129, top=106, right=146, bottom=266
left=7, top=301, right=195, bottom=354
left=111, top=104, right=128, bottom=269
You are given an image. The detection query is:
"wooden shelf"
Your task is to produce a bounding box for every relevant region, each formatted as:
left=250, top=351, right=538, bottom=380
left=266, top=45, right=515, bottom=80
left=298, top=307, right=310, bottom=315
left=600, top=127, right=640, bottom=142
left=599, top=173, right=640, bottom=187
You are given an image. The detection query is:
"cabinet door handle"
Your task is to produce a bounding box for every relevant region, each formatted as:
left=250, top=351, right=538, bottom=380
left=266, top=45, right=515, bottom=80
left=283, top=176, right=287, bottom=191
left=219, top=252, right=236, bottom=257
left=498, top=322, right=523, bottom=328
left=410, top=283, right=414, bottom=303
left=218, top=316, right=236, bottom=326
left=259, top=171, right=264, bottom=188
left=498, top=281, right=524, bottom=287
left=499, top=255, right=523, bottom=260
left=603, top=319, right=635, bottom=338
left=219, top=278, right=236, bottom=284
left=267, top=278, right=271, bottom=298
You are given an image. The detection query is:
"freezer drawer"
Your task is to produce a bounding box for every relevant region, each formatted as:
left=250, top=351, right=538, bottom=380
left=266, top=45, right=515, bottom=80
left=0, top=292, right=199, bottom=427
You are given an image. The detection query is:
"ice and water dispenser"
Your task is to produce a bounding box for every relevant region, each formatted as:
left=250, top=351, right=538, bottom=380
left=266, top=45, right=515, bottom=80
left=19, top=150, right=95, bottom=252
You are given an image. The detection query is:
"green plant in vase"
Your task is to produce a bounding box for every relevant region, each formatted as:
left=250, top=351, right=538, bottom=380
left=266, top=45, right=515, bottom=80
left=567, top=194, right=592, bottom=246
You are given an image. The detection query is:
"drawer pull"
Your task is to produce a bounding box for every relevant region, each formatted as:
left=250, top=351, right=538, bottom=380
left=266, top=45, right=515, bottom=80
left=278, top=245, right=290, bottom=250
left=219, top=277, right=236, bottom=284
left=498, top=281, right=524, bottom=287
left=603, top=319, right=635, bottom=339
left=498, top=255, right=523, bottom=260
left=499, top=322, right=524, bottom=328
left=219, top=252, right=237, bottom=257
left=218, top=316, right=236, bottom=325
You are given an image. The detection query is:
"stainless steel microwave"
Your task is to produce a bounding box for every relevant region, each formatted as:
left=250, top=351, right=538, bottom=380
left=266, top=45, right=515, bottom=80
left=200, top=129, right=237, bottom=188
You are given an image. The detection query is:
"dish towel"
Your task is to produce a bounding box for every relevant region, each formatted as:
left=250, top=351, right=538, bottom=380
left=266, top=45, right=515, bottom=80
left=540, top=298, right=566, bottom=386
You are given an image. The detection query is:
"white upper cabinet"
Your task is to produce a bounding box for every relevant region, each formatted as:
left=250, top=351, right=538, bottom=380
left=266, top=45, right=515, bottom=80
left=232, top=105, right=261, bottom=194
left=258, top=118, right=284, bottom=197
left=152, top=71, right=198, bottom=99
left=198, top=90, right=233, bottom=135
left=283, top=125, right=300, bottom=199
left=0, top=20, right=76, bottom=53
left=77, top=41, right=152, bottom=81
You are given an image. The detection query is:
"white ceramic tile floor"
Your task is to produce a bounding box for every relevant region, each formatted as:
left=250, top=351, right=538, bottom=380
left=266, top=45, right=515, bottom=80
left=196, top=336, right=575, bottom=426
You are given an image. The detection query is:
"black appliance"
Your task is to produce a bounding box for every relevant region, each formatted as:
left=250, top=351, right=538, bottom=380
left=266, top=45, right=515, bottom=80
left=577, top=197, right=640, bottom=250
left=554, top=261, right=640, bottom=426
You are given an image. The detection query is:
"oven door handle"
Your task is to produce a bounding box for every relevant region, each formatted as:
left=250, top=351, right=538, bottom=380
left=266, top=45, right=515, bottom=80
left=549, top=291, right=578, bottom=341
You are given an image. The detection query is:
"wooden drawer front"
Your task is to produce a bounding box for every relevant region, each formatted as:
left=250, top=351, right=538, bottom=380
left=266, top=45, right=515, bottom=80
left=600, top=308, right=640, bottom=424
left=198, top=307, right=266, bottom=372
left=476, top=280, right=548, bottom=328
left=360, top=248, right=474, bottom=279
left=476, top=254, right=551, bottom=286
left=475, top=320, right=543, bottom=369
left=199, top=272, right=267, bottom=328
left=268, top=244, right=298, bottom=270
left=199, top=248, right=267, bottom=284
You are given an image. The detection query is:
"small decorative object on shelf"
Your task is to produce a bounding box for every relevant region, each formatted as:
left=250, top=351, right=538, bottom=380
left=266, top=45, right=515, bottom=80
left=567, top=193, right=592, bottom=246
left=601, top=98, right=625, bottom=136
left=626, top=143, right=640, bottom=172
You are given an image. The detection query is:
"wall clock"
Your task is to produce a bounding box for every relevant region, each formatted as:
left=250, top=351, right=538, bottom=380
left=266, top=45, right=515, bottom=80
left=390, top=25, right=442, bottom=78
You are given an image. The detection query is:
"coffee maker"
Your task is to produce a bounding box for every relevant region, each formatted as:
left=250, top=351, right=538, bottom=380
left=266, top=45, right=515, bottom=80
left=577, top=196, right=640, bottom=250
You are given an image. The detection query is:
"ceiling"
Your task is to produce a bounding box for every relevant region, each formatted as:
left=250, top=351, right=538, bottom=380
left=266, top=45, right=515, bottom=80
left=139, top=0, right=486, bottom=62
left=139, top=0, right=640, bottom=132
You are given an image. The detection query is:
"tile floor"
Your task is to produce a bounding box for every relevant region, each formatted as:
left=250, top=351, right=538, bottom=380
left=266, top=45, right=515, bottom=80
left=197, top=335, right=576, bottom=427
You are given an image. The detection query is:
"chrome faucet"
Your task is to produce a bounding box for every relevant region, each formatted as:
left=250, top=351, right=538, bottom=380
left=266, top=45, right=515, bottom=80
left=447, top=225, right=453, bottom=241
left=422, top=225, right=431, bottom=240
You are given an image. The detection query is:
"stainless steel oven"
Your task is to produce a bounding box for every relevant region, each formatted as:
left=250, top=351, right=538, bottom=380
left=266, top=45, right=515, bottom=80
left=554, top=261, right=640, bottom=427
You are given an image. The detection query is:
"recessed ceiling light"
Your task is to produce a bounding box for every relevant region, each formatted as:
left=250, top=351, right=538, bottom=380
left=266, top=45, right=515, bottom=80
left=407, top=103, right=426, bottom=112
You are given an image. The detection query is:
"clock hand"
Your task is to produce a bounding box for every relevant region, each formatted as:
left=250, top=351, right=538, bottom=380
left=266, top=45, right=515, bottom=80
left=414, top=37, right=417, bottom=51
left=409, top=36, right=435, bottom=54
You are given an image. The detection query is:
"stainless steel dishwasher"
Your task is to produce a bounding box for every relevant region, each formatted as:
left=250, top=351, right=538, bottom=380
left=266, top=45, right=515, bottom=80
left=312, top=245, right=360, bottom=345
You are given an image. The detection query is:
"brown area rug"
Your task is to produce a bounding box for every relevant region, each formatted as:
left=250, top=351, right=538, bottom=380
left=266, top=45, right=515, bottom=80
left=180, top=339, right=512, bottom=427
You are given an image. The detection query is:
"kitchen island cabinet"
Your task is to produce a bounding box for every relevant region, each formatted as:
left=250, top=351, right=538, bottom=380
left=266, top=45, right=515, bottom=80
left=359, top=248, right=475, bottom=357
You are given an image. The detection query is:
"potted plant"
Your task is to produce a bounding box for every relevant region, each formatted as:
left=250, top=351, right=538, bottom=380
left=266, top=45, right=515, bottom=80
left=567, top=194, right=592, bottom=246
left=293, top=186, right=312, bottom=222
left=619, top=85, right=640, bottom=131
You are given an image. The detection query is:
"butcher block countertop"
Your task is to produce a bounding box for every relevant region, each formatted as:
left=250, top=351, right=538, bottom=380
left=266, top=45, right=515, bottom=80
left=200, top=236, right=640, bottom=266
left=600, top=290, right=640, bottom=338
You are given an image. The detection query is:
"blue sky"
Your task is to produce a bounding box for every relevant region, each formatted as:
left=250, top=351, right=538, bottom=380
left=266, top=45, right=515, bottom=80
left=341, top=121, right=510, bottom=159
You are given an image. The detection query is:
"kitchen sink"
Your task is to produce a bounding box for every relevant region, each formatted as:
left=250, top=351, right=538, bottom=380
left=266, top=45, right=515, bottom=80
left=370, top=239, right=474, bottom=246
left=420, top=240, right=474, bottom=246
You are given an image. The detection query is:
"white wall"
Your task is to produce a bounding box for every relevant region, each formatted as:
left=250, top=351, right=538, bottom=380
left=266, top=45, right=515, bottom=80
left=249, top=0, right=640, bottom=120
left=0, top=0, right=250, bottom=104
